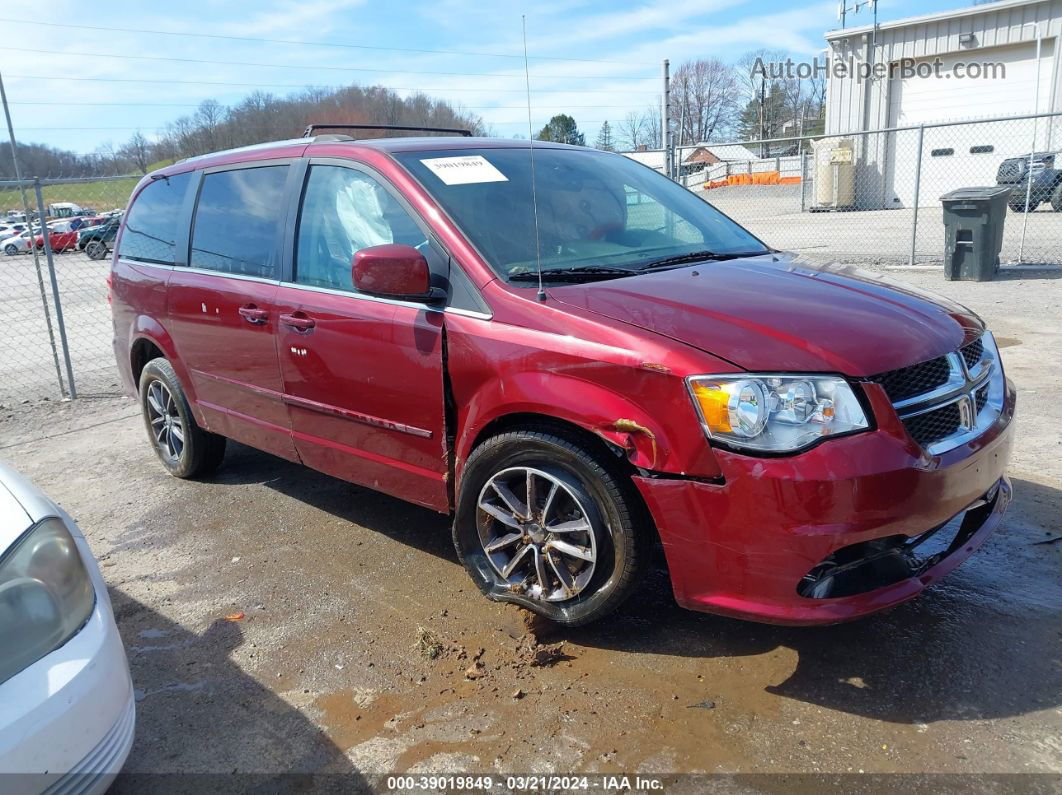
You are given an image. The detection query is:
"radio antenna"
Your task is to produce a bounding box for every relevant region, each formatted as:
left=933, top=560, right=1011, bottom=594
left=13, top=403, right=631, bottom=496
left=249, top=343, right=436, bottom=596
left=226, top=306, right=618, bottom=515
left=522, top=15, right=545, bottom=302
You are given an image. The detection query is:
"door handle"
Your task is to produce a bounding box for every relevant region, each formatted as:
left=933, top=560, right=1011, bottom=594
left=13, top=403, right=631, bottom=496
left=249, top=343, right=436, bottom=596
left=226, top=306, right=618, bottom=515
left=279, top=312, right=316, bottom=332
left=238, top=304, right=269, bottom=324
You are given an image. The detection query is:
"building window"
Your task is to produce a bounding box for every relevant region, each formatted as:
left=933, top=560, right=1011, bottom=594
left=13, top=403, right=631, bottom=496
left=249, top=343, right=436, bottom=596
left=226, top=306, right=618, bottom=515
left=970, top=145, right=994, bottom=155
left=930, top=148, right=954, bottom=157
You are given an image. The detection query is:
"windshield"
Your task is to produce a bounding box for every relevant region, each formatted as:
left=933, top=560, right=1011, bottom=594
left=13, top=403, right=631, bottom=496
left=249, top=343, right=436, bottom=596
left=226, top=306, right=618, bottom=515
left=395, top=147, right=768, bottom=283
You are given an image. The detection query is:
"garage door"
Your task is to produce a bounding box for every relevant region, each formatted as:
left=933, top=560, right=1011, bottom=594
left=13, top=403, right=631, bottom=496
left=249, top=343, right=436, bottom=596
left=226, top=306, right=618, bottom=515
left=886, top=41, right=1056, bottom=206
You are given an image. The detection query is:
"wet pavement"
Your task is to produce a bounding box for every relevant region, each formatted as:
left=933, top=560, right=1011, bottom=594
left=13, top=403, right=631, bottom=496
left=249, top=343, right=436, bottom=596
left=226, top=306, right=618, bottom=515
left=0, top=269, right=1059, bottom=786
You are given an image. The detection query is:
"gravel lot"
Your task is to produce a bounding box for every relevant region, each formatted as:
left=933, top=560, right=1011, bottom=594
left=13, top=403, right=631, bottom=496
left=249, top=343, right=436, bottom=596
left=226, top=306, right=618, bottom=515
left=0, top=267, right=1059, bottom=790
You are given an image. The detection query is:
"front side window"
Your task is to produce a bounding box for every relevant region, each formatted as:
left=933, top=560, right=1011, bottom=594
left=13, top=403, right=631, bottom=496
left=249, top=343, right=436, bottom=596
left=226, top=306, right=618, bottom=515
left=190, top=165, right=288, bottom=278
left=395, top=147, right=767, bottom=284
left=294, top=165, right=427, bottom=292
left=118, top=172, right=191, bottom=264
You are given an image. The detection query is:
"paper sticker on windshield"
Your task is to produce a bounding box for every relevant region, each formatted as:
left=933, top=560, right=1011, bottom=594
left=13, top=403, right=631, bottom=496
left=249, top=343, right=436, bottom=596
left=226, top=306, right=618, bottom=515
left=420, top=155, right=508, bottom=185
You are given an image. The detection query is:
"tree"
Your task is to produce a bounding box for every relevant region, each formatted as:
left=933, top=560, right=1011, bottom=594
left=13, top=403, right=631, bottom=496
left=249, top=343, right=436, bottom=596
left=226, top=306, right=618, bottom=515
left=669, top=58, right=740, bottom=146
left=537, top=114, right=585, bottom=146
left=594, top=120, right=615, bottom=151
left=119, top=131, right=151, bottom=174
left=735, top=48, right=826, bottom=149
left=616, top=111, right=647, bottom=150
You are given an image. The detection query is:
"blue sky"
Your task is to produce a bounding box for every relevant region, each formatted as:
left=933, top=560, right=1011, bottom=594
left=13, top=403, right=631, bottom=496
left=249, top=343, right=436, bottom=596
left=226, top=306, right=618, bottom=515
left=0, top=0, right=975, bottom=153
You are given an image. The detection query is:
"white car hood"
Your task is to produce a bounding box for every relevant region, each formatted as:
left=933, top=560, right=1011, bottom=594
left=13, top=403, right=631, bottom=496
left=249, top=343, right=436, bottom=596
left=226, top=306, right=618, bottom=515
left=0, top=477, right=32, bottom=553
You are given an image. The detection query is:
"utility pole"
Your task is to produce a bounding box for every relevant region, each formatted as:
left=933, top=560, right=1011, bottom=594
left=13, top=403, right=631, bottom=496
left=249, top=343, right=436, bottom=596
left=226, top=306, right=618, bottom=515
left=662, top=59, right=671, bottom=179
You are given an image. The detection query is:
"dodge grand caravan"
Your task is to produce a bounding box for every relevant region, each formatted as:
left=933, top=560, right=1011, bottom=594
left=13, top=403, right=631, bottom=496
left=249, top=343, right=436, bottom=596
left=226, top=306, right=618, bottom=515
left=110, top=131, right=1015, bottom=626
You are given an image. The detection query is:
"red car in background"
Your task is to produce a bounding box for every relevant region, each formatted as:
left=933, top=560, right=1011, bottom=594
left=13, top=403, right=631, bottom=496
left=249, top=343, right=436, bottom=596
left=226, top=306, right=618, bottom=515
left=109, top=130, right=1015, bottom=627
left=35, top=223, right=79, bottom=252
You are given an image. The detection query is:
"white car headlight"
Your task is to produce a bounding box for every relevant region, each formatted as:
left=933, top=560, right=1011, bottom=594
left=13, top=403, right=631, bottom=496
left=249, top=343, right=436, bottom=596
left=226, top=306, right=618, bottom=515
left=0, top=517, right=96, bottom=685
left=687, top=374, right=870, bottom=453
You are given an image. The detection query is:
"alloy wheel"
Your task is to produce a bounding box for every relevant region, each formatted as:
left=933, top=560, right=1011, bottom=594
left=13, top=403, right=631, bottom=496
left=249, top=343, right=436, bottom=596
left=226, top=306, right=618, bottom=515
left=145, top=380, right=184, bottom=463
left=476, top=466, right=597, bottom=602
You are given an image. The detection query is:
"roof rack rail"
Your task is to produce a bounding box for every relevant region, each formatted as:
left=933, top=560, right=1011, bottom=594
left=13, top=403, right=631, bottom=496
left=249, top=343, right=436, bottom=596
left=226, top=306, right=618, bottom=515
left=303, top=123, right=473, bottom=138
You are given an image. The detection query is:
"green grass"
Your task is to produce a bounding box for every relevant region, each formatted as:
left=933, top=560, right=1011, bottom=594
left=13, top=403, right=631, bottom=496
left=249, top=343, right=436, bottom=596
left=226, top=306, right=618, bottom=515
left=0, top=177, right=140, bottom=216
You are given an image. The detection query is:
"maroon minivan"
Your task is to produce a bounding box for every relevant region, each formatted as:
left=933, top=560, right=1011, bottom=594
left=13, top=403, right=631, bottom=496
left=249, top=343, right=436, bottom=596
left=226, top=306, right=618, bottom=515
left=110, top=131, right=1015, bottom=626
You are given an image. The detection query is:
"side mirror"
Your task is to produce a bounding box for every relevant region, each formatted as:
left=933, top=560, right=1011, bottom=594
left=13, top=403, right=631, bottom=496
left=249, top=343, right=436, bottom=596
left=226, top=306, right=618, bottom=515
left=352, top=244, right=439, bottom=301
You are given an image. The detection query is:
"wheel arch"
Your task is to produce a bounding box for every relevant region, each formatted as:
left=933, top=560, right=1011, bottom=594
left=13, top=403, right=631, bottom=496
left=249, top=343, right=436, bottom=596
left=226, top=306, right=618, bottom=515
left=127, top=317, right=199, bottom=407
left=453, top=369, right=720, bottom=483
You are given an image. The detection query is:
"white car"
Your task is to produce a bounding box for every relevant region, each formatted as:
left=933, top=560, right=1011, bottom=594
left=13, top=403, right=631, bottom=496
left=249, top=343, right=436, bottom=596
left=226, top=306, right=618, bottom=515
left=0, top=462, right=135, bottom=794
left=1, top=230, right=33, bottom=256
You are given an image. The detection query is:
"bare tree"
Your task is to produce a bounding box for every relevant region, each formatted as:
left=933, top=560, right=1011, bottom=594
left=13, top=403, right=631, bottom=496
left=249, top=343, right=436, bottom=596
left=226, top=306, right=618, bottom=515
left=119, top=131, right=151, bottom=174
left=641, top=106, right=661, bottom=149
left=616, top=111, right=647, bottom=151
left=669, top=59, right=740, bottom=146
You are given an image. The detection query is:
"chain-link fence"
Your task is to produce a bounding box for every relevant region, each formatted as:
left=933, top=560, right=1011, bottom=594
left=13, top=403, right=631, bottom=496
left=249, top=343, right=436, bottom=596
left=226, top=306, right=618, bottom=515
left=675, top=111, right=1062, bottom=267
left=0, top=175, right=136, bottom=408
left=3, top=113, right=1062, bottom=408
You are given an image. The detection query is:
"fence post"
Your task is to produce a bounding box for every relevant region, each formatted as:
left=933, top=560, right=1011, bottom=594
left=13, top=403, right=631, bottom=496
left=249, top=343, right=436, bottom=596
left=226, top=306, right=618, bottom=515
left=33, top=178, right=77, bottom=399
left=800, top=152, right=808, bottom=212
left=909, top=124, right=925, bottom=266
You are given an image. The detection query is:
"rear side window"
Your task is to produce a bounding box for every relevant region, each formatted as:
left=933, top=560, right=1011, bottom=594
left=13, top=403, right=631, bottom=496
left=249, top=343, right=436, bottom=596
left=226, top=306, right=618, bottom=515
left=118, top=172, right=191, bottom=264
left=190, top=166, right=288, bottom=278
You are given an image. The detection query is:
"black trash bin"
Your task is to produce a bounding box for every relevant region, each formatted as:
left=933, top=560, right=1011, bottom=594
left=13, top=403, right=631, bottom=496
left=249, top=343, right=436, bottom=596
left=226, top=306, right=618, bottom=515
left=940, top=186, right=1011, bottom=281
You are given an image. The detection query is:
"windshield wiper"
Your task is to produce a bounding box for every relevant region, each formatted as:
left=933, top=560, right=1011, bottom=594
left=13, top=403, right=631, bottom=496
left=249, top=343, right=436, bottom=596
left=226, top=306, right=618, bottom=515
left=508, top=266, right=635, bottom=283
left=637, top=249, right=769, bottom=271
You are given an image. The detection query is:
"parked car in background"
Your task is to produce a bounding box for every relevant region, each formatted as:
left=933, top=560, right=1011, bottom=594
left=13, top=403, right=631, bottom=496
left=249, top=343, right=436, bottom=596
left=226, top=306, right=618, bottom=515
left=0, top=461, right=135, bottom=792
left=997, top=151, right=1061, bottom=212
left=0, top=223, right=26, bottom=238
left=47, top=202, right=88, bottom=219
left=79, top=216, right=121, bottom=259
left=1, top=229, right=34, bottom=256
left=34, top=223, right=79, bottom=253
left=112, top=133, right=1014, bottom=627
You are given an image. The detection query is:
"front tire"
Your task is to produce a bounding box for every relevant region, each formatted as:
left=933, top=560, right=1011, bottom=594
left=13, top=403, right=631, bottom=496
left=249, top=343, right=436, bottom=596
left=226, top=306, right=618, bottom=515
left=1051, top=183, right=1062, bottom=212
left=86, top=240, right=107, bottom=260
left=453, top=430, right=648, bottom=626
left=3, top=244, right=17, bottom=256
left=139, top=357, right=226, bottom=478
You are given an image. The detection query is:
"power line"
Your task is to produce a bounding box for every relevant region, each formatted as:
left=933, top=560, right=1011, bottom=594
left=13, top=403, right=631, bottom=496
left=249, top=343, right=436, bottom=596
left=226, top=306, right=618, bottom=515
left=6, top=74, right=657, bottom=95
left=0, top=16, right=654, bottom=66
left=4, top=46, right=657, bottom=81
left=17, top=121, right=618, bottom=131
left=9, top=101, right=647, bottom=110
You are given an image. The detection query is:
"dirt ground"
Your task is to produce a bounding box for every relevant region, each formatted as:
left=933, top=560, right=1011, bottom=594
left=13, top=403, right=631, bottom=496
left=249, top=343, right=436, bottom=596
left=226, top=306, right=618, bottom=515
left=0, top=267, right=1059, bottom=790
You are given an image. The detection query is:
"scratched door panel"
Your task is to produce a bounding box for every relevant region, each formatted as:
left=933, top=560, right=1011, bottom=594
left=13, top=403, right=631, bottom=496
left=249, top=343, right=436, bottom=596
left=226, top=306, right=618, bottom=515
left=274, top=285, right=449, bottom=512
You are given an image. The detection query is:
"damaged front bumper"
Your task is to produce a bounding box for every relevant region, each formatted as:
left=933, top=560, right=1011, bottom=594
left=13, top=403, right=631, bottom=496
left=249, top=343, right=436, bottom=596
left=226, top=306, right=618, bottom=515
left=796, top=478, right=1009, bottom=600
left=632, top=378, right=1015, bottom=625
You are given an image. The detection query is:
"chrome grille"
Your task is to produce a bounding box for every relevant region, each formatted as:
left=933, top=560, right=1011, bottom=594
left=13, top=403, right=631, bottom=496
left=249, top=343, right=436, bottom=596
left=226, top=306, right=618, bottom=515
left=903, top=403, right=962, bottom=448
left=870, top=356, right=951, bottom=403
left=961, top=338, right=984, bottom=371
left=871, top=332, right=1003, bottom=455
left=975, top=385, right=988, bottom=413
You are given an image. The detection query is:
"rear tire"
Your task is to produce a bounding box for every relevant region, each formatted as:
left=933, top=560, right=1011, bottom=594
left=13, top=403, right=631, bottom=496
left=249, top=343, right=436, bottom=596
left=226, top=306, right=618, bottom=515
left=139, top=357, right=226, bottom=478
left=1009, top=198, right=1040, bottom=213
left=1051, top=183, right=1062, bottom=212
left=453, top=430, right=648, bottom=626
left=3, top=244, right=16, bottom=256
left=86, top=240, right=107, bottom=260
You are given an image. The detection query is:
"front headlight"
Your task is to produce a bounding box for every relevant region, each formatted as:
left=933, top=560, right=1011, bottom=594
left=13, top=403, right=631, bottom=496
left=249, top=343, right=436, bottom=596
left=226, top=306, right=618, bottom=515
left=0, top=517, right=96, bottom=685
left=687, top=374, right=869, bottom=453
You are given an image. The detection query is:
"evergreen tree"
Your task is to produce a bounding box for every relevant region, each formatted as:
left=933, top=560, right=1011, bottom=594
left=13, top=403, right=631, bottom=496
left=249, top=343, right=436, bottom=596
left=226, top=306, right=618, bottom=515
left=594, top=120, right=615, bottom=151
left=537, top=114, right=586, bottom=146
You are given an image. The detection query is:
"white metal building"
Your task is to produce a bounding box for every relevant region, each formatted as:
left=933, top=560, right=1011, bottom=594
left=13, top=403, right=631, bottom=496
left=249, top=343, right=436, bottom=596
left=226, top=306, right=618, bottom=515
left=824, top=0, right=1062, bottom=207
